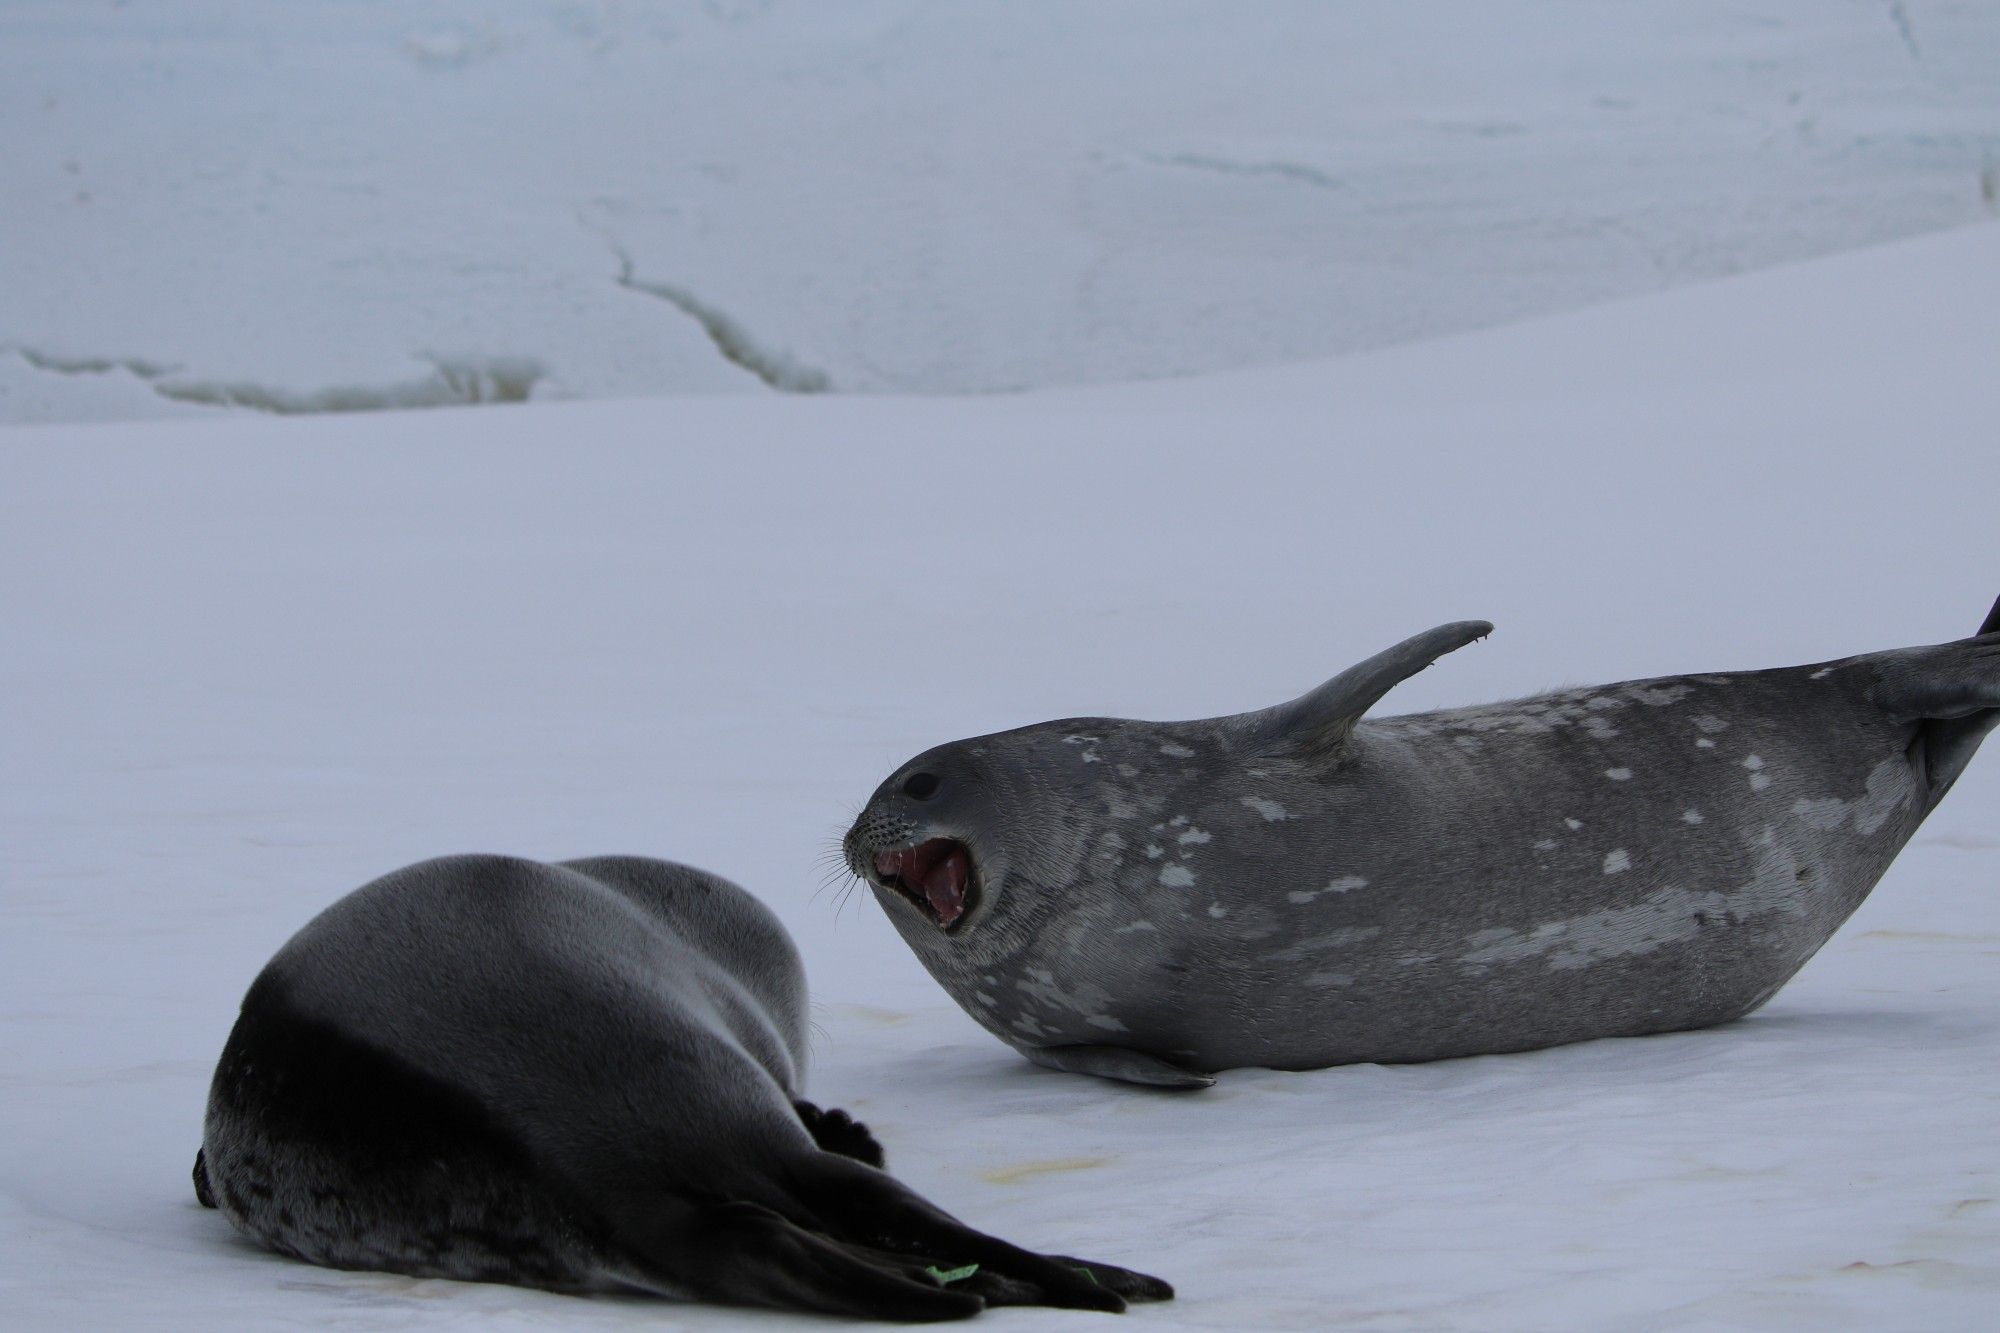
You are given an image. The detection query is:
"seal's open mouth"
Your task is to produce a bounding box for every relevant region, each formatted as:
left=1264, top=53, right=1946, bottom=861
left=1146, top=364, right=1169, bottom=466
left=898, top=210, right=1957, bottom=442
left=872, top=838, right=976, bottom=931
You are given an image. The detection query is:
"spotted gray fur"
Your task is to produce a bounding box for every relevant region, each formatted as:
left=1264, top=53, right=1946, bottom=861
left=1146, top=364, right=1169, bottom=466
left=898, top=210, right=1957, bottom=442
left=845, top=602, right=2000, bottom=1089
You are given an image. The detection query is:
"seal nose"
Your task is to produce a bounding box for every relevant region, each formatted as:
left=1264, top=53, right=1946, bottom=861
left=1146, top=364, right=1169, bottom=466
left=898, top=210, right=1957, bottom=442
left=901, top=772, right=940, bottom=800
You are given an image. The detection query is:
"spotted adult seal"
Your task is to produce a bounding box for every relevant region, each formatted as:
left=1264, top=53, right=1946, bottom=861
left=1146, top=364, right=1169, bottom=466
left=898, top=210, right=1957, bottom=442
left=845, top=599, right=2000, bottom=1090
left=193, top=854, right=1171, bottom=1317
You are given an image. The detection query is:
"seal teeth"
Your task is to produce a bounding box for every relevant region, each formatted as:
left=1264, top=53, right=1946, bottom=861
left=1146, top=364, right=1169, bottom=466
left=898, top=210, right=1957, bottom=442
left=872, top=838, right=975, bottom=930
left=922, top=846, right=969, bottom=928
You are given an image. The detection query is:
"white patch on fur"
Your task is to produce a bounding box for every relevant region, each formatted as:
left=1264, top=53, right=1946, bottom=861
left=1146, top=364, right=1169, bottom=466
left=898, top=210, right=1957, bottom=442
left=1264, top=926, right=1384, bottom=961
left=1564, top=818, right=1584, bottom=830
left=1696, top=738, right=1716, bottom=749
left=1605, top=767, right=1633, bottom=781
left=1086, top=1014, right=1128, bottom=1032
left=1207, top=904, right=1228, bottom=918
left=1158, top=863, right=1196, bottom=888
left=1603, top=849, right=1632, bottom=874
left=1158, top=742, right=1195, bottom=758
left=1459, top=841, right=1807, bottom=971
left=1177, top=827, right=1212, bottom=845
left=1789, top=758, right=1914, bottom=836
left=1681, top=809, right=1705, bottom=824
left=1286, top=875, right=1368, bottom=904
left=1693, top=715, right=1730, bottom=732
left=1240, top=795, right=1291, bottom=821
left=1014, top=969, right=1118, bottom=1028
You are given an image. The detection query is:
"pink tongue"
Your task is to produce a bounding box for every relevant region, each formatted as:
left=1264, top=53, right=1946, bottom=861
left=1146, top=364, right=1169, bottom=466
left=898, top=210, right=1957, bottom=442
left=920, top=847, right=970, bottom=927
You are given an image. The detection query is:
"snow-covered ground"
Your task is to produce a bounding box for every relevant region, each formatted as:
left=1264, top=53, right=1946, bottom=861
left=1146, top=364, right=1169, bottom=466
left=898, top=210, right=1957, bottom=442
left=4, top=1, right=2000, bottom=423
left=4, top=222, right=1998, bottom=1329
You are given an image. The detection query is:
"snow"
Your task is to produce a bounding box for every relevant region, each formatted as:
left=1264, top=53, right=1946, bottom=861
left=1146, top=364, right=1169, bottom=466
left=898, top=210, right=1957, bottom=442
left=5, top=220, right=1999, bottom=1328
left=6, top=1, right=2000, bottom=423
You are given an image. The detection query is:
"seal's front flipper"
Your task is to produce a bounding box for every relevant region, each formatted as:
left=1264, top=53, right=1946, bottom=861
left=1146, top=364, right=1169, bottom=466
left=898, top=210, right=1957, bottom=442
left=793, top=1099, right=886, bottom=1168
left=1023, top=1043, right=1215, bottom=1090
left=1245, top=619, right=1493, bottom=756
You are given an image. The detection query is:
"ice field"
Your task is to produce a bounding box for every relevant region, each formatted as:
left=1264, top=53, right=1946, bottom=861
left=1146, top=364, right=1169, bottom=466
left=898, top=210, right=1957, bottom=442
left=5, top=221, right=1999, bottom=1328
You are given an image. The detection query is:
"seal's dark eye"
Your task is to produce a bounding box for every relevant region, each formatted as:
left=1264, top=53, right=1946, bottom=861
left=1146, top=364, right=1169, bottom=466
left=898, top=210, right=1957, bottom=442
left=902, top=772, right=940, bottom=800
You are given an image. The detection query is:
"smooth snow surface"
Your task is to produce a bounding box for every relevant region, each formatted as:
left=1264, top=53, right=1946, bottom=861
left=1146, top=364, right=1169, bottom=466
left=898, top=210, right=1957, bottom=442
left=5, top=1, right=2000, bottom=423
left=5, top=224, right=1999, bottom=1329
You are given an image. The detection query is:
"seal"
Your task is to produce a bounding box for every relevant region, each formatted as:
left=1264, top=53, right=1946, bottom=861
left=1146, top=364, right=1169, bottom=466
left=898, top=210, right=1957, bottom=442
left=193, top=854, right=1172, bottom=1318
left=845, top=598, right=2000, bottom=1090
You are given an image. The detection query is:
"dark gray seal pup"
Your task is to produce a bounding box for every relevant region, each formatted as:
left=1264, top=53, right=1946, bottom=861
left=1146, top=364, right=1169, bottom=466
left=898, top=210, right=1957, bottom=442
left=845, top=599, right=2000, bottom=1090
left=193, top=854, right=1171, bottom=1318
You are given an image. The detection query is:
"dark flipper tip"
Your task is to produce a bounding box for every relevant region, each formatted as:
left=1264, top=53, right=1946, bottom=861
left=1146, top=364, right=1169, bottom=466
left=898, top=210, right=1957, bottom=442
left=193, top=1148, right=217, bottom=1209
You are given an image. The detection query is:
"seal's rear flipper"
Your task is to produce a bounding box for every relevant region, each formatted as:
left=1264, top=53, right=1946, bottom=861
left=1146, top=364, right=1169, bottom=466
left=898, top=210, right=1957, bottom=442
left=1870, top=597, right=2000, bottom=799
left=1244, top=619, right=1493, bottom=757
left=598, top=1144, right=1172, bottom=1318
left=1023, top=1043, right=1215, bottom=1090
left=794, top=1155, right=1173, bottom=1313
left=621, top=1199, right=987, bottom=1321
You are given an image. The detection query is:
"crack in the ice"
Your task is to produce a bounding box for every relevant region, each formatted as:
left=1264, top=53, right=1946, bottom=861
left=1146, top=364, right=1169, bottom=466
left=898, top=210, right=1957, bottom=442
left=6, top=346, right=546, bottom=414
left=1888, top=2, right=1921, bottom=61
left=609, top=247, right=828, bottom=393
left=11, top=346, right=182, bottom=379
left=1143, top=151, right=1345, bottom=192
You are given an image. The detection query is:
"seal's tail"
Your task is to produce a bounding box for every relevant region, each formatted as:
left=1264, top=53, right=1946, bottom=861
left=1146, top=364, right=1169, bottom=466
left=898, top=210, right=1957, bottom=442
left=605, top=1135, right=1172, bottom=1321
